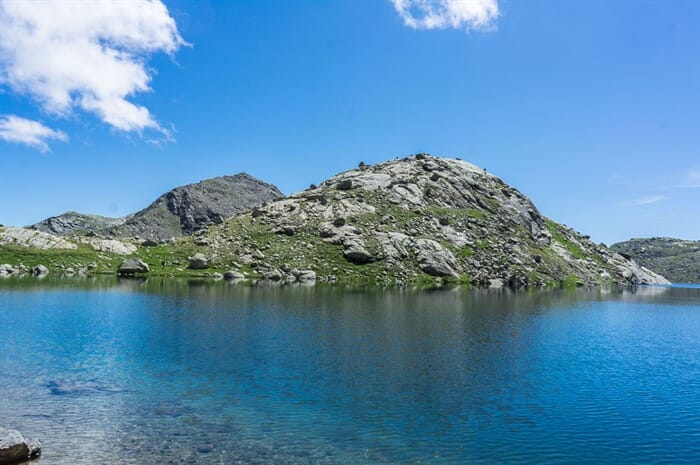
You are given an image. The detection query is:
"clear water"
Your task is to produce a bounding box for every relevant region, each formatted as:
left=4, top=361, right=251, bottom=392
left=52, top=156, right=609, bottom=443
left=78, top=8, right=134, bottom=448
left=1, top=278, right=699, bottom=465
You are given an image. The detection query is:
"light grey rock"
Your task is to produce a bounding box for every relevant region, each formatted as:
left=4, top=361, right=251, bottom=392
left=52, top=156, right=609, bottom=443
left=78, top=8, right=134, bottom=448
left=0, top=227, right=77, bottom=250
left=31, top=265, right=49, bottom=276
left=343, top=238, right=375, bottom=264
left=262, top=269, right=283, bottom=281
left=188, top=253, right=210, bottom=270
left=0, top=265, right=17, bottom=277
left=224, top=270, right=246, bottom=280
left=117, top=259, right=149, bottom=275
left=0, top=426, right=41, bottom=464
left=414, top=239, right=458, bottom=278
left=295, top=269, right=317, bottom=283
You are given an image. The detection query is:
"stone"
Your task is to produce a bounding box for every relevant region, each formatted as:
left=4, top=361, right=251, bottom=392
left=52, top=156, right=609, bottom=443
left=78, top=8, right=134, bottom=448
left=414, top=239, right=458, bottom=278
left=117, top=259, right=149, bottom=275
left=211, top=272, right=223, bottom=280
left=224, top=271, right=245, bottom=280
left=31, top=265, right=49, bottom=276
left=343, top=239, right=375, bottom=264
left=0, top=426, right=41, bottom=464
left=296, top=269, right=317, bottom=283
left=188, top=253, right=210, bottom=270
left=336, top=179, right=353, bottom=190
left=262, top=269, right=283, bottom=281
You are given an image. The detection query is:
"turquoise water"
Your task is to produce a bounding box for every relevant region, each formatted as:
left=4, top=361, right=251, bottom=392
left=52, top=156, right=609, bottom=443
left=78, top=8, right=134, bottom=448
left=1, top=278, right=699, bottom=464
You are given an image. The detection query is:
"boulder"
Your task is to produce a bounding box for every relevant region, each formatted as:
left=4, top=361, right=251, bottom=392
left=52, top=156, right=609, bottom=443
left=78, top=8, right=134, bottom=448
left=295, top=269, right=317, bottom=283
left=413, top=239, right=458, bottom=278
left=31, top=265, right=49, bottom=276
left=262, top=269, right=283, bottom=281
left=0, top=265, right=17, bottom=277
left=343, top=239, right=375, bottom=264
left=0, top=427, right=41, bottom=464
left=117, top=259, right=149, bottom=275
left=188, top=253, right=210, bottom=270
left=336, top=179, right=353, bottom=190
left=224, top=271, right=246, bottom=280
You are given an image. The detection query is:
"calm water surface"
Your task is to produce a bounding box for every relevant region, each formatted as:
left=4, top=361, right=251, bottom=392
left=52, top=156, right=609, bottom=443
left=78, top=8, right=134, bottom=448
left=1, top=278, right=699, bottom=464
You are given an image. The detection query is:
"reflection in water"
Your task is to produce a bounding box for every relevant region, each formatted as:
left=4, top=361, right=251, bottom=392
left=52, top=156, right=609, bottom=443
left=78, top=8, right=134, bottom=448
left=0, top=278, right=699, bottom=464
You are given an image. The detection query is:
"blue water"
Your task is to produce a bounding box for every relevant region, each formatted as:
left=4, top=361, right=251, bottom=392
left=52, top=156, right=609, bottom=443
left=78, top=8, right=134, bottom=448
left=1, top=279, right=699, bottom=464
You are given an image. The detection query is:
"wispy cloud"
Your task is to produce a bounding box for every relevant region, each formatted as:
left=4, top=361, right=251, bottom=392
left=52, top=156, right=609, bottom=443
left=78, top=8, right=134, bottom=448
left=0, top=115, right=68, bottom=153
left=674, top=169, right=700, bottom=189
left=390, top=0, right=499, bottom=31
left=629, top=195, right=669, bottom=206
left=0, top=0, right=186, bottom=142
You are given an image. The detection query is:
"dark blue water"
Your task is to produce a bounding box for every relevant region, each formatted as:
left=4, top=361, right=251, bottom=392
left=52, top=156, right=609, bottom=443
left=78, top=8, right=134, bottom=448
left=1, top=279, right=699, bottom=464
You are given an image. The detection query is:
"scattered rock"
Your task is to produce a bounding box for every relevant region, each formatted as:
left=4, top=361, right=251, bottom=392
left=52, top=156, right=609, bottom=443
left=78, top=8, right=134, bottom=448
left=117, top=259, right=149, bottom=275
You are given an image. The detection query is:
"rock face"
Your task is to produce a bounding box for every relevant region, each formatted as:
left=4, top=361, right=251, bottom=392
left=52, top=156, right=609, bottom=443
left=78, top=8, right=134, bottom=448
left=29, top=211, right=125, bottom=236
left=0, top=427, right=41, bottom=464
left=117, top=258, right=149, bottom=275
left=0, top=227, right=77, bottom=250
left=611, top=238, right=700, bottom=283
left=197, top=154, right=669, bottom=287
left=107, top=173, right=282, bottom=241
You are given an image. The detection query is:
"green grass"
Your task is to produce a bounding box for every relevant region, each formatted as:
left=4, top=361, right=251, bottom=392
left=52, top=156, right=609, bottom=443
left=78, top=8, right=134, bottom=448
left=457, top=245, right=474, bottom=258
left=545, top=220, right=586, bottom=259
left=0, top=243, right=120, bottom=273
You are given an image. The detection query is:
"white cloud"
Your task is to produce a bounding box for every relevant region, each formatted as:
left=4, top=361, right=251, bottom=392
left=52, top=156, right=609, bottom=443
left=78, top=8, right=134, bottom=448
left=0, top=115, right=68, bottom=152
left=630, top=195, right=669, bottom=206
left=0, top=0, right=185, bottom=138
left=390, top=0, right=499, bottom=31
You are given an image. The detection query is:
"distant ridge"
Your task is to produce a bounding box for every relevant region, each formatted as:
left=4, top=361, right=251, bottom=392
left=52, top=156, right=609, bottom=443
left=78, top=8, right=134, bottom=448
left=611, top=237, right=700, bottom=283
left=30, top=211, right=125, bottom=236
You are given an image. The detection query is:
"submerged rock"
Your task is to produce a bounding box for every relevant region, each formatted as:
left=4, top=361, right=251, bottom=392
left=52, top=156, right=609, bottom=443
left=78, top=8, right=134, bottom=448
left=0, top=427, right=41, bottom=464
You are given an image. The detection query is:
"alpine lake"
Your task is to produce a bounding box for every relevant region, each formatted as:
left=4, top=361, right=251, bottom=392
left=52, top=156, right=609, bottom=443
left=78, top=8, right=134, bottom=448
left=1, top=277, right=699, bottom=465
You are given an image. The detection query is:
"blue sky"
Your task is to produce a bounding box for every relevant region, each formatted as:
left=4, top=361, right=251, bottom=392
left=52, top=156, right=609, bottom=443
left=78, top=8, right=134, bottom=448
left=0, top=0, right=698, bottom=244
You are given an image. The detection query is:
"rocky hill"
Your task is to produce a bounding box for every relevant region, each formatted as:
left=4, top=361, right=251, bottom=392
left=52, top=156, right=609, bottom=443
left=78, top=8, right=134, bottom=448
left=188, top=154, right=668, bottom=287
left=30, top=211, right=125, bottom=236
left=611, top=238, right=700, bottom=283
left=107, top=173, right=283, bottom=241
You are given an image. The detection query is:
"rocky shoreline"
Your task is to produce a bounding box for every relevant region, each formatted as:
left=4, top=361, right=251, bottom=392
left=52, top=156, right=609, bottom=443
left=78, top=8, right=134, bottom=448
left=0, top=427, right=40, bottom=464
